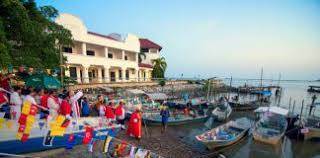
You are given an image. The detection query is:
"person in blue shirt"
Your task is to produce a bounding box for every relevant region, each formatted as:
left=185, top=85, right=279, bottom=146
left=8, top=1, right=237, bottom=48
left=81, top=97, right=90, bottom=117
left=160, top=104, right=170, bottom=133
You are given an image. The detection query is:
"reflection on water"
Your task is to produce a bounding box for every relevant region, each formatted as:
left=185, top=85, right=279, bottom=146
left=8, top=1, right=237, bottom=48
left=175, top=80, right=320, bottom=158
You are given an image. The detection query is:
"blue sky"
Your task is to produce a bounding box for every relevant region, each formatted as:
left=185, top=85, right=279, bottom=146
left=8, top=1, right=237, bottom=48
left=37, top=0, right=320, bottom=80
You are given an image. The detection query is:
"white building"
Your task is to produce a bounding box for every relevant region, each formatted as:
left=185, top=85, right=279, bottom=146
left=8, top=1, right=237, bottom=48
left=55, top=13, right=162, bottom=84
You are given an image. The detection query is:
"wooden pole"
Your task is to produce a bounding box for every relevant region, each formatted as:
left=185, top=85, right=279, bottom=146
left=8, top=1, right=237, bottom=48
left=299, top=100, right=304, bottom=126
left=228, top=76, right=232, bottom=101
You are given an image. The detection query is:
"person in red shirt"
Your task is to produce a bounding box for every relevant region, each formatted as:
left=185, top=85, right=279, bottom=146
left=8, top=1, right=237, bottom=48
left=0, top=73, right=13, bottom=92
left=0, top=91, right=10, bottom=119
left=60, top=95, right=72, bottom=117
left=115, top=101, right=126, bottom=129
left=104, top=102, right=115, bottom=122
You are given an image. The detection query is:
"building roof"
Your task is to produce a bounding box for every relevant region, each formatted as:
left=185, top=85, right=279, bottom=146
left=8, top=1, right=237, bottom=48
left=138, top=63, right=153, bottom=68
left=87, top=31, right=118, bottom=41
left=139, top=38, right=162, bottom=51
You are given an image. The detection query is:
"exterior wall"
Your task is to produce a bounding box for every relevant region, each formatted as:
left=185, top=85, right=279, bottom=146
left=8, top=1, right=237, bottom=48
left=141, top=49, right=160, bottom=65
left=56, top=13, right=160, bottom=84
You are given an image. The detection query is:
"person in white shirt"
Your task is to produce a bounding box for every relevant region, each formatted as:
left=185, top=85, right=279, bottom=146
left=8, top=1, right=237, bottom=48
left=68, top=90, right=83, bottom=120
left=47, top=90, right=59, bottom=119
left=10, top=86, right=22, bottom=120
left=23, top=88, right=37, bottom=105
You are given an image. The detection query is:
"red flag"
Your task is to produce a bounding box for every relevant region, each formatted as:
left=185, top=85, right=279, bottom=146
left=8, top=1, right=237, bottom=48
left=18, top=114, right=27, bottom=125
left=29, top=105, right=38, bottom=115
left=61, top=119, right=70, bottom=128
left=18, top=124, right=26, bottom=133
left=21, top=133, right=29, bottom=142
left=82, top=127, right=93, bottom=144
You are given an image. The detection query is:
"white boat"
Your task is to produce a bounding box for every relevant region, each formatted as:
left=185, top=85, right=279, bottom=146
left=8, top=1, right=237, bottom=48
left=212, top=98, right=232, bottom=121
left=196, top=117, right=252, bottom=149
left=0, top=117, right=121, bottom=154
left=253, top=107, right=288, bottom=145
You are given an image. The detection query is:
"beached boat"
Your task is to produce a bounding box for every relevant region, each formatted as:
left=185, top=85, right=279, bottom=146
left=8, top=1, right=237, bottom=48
left=0, top=117, right=121, bottom=154
left=212, top=100, right=232, bottom=121
left=307, top=86, right=320, bottom=93
left=195, top=117, right=252, bottom=149
left=253, top=107, right=288, bottom=145
left=302, top=116, right=320, bottom=140
left=142, top=110, right=209, bottom=126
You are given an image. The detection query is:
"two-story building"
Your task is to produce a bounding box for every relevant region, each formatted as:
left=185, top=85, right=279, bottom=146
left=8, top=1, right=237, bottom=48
left=55, top=13, right=162, bottom=84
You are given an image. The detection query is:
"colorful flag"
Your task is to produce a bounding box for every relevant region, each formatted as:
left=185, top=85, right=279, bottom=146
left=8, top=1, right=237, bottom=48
left=65, top=134, right=76, bottom=150
left=43, top=131, right=54, bottom=147
left=82, top=127, right=93, bottom=144
left=87, top=139, right=97, bottom=153
left=0, top=118, right=5, bottom=129
left=16, top=101, right=37, bottom=142
left=50, top=115, right=70, bottom=136
left=103, top=136, right=112, bottom=153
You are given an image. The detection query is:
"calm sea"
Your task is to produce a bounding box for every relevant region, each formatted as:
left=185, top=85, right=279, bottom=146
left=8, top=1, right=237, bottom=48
left=178, top=80, right=320, bottom=158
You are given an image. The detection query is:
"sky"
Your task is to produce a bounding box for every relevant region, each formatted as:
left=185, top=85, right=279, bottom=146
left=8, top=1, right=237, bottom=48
left=37, top=0, right=320, bottom=80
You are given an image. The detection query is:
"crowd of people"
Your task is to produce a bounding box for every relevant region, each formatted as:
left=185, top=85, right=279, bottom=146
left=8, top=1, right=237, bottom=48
left=0, top=70, right=145, bottom=139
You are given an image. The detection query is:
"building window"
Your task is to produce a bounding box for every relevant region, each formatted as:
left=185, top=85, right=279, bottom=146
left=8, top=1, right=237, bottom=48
left=140, top=48, right=148, bottom=53
left=108, top=53, right=113, bottom=58
left=86, top=50, right=95, bottom=56
left=63, top=47, right=72, bottom=53
left=119, top=70, right=122, bottom=80
left=69, top=67, right=77, bottom=80
left=102, top=69, right=105, bottom=78
left=126, top=70, right=129, bottom=80
left=124, top=56, right=128, bottom=60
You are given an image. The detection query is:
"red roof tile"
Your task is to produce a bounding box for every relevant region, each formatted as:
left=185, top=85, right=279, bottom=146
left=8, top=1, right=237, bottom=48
left=87, top=31, right=118, bottom=41
left=138, top=63, right=153, bottom=68
left=139, top=38, right=162, bottom=51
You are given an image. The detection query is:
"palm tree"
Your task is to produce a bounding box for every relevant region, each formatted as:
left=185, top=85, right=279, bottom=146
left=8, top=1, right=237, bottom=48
left=152, top=57, right=167, bottom=79
left=138, top=51, right=146, bottom=63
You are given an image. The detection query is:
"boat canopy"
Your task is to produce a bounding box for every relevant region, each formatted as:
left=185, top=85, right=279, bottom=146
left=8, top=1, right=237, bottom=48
left=255, top=90, right=272, bottom=97
left=125, top=89, right=145, bottom=95
left=254, top=106, right=289, bottom=116
left=146, top=93, right=168, bottom=100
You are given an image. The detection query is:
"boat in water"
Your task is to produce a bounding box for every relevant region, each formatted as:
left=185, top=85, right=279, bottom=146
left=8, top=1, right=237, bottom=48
left=253, top=106, right=288, bottom=145
left=212, top=97, right=232, bottom=121
left=228, top=100, right=260, bottom=111
left=0, top=117, right=121, bottom=154
left=142, top=109, right=209, bottom=126
left=195, top=117, right=252, bottom=149
left=307, top=86, right=320, bottom=93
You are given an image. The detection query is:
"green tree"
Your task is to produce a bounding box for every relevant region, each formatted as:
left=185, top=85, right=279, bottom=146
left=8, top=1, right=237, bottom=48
left=152, top=57, right=167, bottom=79
left=138, top=51, right=146, bottom=63
left=0, top=0, right=72, bottom=70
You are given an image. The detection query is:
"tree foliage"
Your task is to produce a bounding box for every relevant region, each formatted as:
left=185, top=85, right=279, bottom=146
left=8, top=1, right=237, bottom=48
left=0, top=0, right=72, bottom=69
left=152, top=57, right=167, bottom=79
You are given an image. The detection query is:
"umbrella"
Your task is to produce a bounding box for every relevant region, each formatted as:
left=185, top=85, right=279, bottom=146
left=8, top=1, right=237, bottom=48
left=25, top=74, right=61, bottom=89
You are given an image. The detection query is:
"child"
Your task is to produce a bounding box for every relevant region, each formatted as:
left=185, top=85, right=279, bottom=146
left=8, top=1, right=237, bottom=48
left=160, top=104, right=170, bottom=133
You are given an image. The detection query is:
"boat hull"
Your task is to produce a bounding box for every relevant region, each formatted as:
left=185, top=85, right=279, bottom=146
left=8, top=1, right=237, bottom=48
left=143, top=116, right=209, bottom=126
left=0, top=128, right=119, bottom=154
left=252, top=130, right=283, bottom=145
left=204, top=130, right=249, bottom=150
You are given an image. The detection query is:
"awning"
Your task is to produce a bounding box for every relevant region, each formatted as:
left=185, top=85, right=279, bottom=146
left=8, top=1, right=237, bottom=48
left=254, top=106, right=289, bottom=116
left=99, top=86, right=114, bottom=92
left=146, top=93, right=168, bottom=100
left=126, top=89, right=145, bottom=95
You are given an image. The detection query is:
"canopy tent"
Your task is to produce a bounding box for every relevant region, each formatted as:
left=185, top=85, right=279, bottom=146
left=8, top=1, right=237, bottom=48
left=25, top=74, right=61, bottom=89
left=98, top=86, right=114, bottom=93
left=146, top=93, right=168, bottom=100
left=254, top=106, right=289, bottom=116
left=126, top=89, right=145, bottom=95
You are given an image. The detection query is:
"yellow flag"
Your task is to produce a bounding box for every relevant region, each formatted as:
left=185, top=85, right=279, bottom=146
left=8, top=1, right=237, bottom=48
left=50, top=127, right=66, bottom=136
left=26, top=115, right=36, bottom=125
left=22, top=101, right=31, bottom=115
left=0, top=118, right=5, bottom=129
left=16, top=132, right=23, bottom=140
left=6, top=120, right=13, bottom=129
left=24, top=126, right=33, bottom=134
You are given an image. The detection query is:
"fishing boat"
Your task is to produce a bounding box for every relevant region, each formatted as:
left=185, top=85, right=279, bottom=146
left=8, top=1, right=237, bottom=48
left=142, top=109, right=209, bottom=126
left=195, top=117, right=252, bottom=149
left=0, top=117, right=121, bottom=154
left=307, top=86, right=320, bottom=93
left=228, top=100, right=260, bottom=111
left=302, top=115, right=320, bottom=140
left=212, top=98, right=232, bottom=121
left=253, top=107, right=288, bottom=145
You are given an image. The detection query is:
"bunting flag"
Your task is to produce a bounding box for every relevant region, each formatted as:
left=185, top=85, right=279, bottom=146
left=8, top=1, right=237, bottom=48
left=49, top=115, right=70, bottom=136
left=16, top=101, right=37, bottom=142
left=88, top=139, right=97, bottom=153
left=113, top=142, right=128, bottom=157
left=65, top=134, right=76, bottom=150
left=0, top=118, right=5, bottom=129
left=43, top=131, right=55, bottom=147
left=103, top=136, right=112, bottom=153
left=82, top=127, right=93, bottom=144
left=129, top=146, right=137, bottom=158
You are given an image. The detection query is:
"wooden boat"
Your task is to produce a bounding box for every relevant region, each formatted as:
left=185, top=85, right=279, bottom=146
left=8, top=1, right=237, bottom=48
left=307, top=86, right=320, bottom=93
left=228, top=100, right=260, bottom=111
left=253, top=108, right=288, bottom=145
left=0, top=117, right=121, bottom=154
left=195, top=117, right=252, bottom=149
left=142, top=110, right=209, bottom=126
left=212, top=101, right=232, bottom=121
left=302, top=116, right=320, bottom=140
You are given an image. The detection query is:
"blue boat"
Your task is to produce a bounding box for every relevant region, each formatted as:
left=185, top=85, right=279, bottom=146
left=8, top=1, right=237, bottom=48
left=0, top=117, right=121, bottom=154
